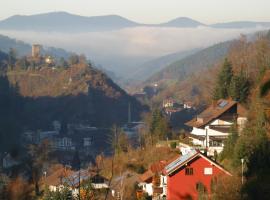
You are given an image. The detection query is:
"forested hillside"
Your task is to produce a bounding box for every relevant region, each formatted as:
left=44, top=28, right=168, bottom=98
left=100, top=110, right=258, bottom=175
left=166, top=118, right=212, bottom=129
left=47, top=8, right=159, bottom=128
left=131, top=48, right=200, bottom=81
left=0, top=54, right=147, bottom=153
left=141, top=41, right=231, bottom=106
left=213, top=33, right=270, bottom=199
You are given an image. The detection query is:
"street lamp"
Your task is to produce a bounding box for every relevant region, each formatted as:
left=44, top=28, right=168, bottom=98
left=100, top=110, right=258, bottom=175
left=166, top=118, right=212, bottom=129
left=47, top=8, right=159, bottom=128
left=241, top=158, right=244, bottom=185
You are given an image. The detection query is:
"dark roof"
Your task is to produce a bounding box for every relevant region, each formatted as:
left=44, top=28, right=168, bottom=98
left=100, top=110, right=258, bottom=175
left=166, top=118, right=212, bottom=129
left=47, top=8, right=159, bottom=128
left=185, top=99, right=242, bottom=128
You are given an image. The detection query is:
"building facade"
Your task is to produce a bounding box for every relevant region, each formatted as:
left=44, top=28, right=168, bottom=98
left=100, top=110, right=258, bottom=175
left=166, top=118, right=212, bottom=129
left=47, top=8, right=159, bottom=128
left=164, top=150, right=231, bottom=200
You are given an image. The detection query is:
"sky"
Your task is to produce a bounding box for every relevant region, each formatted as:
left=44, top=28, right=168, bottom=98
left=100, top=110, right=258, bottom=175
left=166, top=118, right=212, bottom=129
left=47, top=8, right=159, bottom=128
left=1, top=0, right=270, bottom=24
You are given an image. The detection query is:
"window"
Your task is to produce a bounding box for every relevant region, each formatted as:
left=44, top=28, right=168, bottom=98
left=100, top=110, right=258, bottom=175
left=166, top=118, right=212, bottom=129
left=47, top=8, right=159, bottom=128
left=204, top=167, right=213, bottom=175
left=185, top=167, right=193, bottom=175
left=196, top=182, right=207, bottom=193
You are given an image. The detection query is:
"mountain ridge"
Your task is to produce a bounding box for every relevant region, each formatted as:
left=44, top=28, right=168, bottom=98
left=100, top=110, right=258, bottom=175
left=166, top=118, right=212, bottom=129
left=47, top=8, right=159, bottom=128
left=1, top=12, right=270, bottom=32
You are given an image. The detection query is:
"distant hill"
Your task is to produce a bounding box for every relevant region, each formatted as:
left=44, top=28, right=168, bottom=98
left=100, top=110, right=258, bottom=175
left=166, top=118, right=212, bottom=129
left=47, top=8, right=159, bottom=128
left=158, top=17, right=204, bottom=28
left=146, top=41, right=232, bottom=83
left=0, top=12, right=139, bottom=32
left=1, top=12, right=270, bottom=32
left=131, top=48, right=201, bottom=81
left=0, top=34, right=71, bottom=58
left=137, top=41, right=232, bottom=106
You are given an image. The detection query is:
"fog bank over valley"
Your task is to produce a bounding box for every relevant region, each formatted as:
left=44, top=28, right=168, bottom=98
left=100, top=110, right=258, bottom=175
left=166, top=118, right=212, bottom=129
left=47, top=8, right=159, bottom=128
left=0, top=25, right=267, bottom=77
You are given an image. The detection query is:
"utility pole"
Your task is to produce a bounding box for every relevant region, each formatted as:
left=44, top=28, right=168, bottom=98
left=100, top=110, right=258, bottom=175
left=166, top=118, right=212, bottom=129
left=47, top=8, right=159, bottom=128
left=241, top=158, right=244, bottom=185
left=205, top=128, right=209, bottom=155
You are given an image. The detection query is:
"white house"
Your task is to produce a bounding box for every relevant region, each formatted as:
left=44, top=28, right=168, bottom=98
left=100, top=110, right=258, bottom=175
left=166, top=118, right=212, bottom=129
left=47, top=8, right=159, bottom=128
left=139, top=160, right=168, bottom=199
left=185, top=99, right=247, bottom=156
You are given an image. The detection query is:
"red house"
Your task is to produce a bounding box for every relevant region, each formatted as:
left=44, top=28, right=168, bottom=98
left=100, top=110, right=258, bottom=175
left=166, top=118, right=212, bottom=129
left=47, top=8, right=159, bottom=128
left=164, top=150, right=231, bottom=200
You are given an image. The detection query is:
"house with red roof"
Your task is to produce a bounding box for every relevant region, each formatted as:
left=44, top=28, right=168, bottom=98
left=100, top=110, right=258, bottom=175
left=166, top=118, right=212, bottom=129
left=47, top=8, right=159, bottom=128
left=185, top=99, right=247, bottom=155
left=139, top=160, right=168, bottom=199
left=164, top=149, right=231, bottom=200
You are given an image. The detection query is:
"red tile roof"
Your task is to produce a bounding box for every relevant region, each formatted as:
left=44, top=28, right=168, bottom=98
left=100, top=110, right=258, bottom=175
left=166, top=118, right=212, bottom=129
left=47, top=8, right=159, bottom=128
left=140, top=160, right=169, bottom=182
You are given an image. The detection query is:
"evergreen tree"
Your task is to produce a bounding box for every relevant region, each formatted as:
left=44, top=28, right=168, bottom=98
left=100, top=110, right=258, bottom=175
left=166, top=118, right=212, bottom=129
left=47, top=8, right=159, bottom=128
left=213, top=58, right=233, bottom=100
left=220, top=122, right=239, bottom=161
left=149, top=109, right=171, bottom=142
left=229, top=70, right=250, bottom=102
left=8, top=48, right=17, bottom=68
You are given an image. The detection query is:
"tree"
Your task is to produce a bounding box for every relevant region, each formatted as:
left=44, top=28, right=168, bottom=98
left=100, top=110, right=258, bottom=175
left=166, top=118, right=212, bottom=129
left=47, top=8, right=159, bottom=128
left=28, top=140, right=51, bottom=196
left=68, top=54, right=79, bottom=65
left=6, top=177, right=33, bottom=200
left=43, top=185, right=72, bottom=200
left=15, top=56, right=29, bottom=70
left=58, top=57, right=68, bottom=68
left=149, top=109, right=171, bottom=142
left=110, top=125, right=129, bottom=155
left=211, top=175, right=242, bottom=200
left=79, top=54, right=87, bottom=65
left=213, top=58, right=233, bottom=100
left=229, top=70, right=250, bottom=102
left=8, top=48, right=17, bottom=68
left=220, top=122, right=239, bottom=161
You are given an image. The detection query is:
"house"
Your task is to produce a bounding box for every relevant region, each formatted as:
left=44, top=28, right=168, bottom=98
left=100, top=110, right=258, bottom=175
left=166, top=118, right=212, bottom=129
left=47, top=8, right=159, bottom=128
left=139, top=160, right=168, bottom=199
left=44, top=166, right=74, bottom=192
left=185, top=99, right=247, bottom=155
left=90, top=174, right=109, bottom=189
left=183, top=101, right=194, bottom=109
left=2, top=153, right=20, bottom=169
left=45, top=167, right=109, bottom=197
left=22, top=131, right=40, bottom=144
left=164, top=107, right=182, bottom=116
left=52, top=136, right=75, bottom=151
left=163, top=99, right=176, bottom=108
left=164, top=149, right=231, bottom=200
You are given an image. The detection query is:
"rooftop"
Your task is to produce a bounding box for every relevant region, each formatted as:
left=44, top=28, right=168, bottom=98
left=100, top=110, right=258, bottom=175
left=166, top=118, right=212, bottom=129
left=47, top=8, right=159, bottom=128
left=164, top=149, right=231, bottom=176
left=185, top=99, right=247, bottom=128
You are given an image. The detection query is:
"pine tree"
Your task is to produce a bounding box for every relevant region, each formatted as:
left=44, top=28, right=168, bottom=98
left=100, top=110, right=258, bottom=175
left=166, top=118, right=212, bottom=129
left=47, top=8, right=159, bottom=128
left=220, top=122, right=239, bottom=161
left=149, top=109, right=171, bottom=141
left=213, top=58, right=233, bottom=100
left=229, top=70, right=250, bottom=102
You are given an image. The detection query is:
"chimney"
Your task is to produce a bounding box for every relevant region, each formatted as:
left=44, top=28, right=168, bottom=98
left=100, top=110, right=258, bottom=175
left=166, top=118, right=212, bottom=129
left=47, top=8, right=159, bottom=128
left=212, top=100, right=217, bottom=107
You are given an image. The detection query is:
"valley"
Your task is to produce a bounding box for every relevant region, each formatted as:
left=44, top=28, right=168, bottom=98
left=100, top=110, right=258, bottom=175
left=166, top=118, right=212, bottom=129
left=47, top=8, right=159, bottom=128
left=0, top=6, right=270, bottom=200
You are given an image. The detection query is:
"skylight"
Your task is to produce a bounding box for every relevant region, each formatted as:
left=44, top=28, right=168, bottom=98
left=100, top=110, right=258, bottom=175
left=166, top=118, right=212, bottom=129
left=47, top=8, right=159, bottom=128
left=218, top=100, right=228, bottom=108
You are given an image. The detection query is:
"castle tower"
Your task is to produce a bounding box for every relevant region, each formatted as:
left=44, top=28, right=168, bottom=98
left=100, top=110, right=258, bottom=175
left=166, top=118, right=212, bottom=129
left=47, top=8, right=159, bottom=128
left=32, top=44, right=41, bottom=58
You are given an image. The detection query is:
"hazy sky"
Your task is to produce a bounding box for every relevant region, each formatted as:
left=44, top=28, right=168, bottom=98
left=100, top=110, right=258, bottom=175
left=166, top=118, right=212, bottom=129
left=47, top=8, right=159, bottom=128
left=1, top=0, right=270, bottom=23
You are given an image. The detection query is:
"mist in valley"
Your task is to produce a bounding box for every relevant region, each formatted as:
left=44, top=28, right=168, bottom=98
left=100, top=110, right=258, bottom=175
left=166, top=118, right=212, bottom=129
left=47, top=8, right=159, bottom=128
left=0, top=25, right=267, bottom=79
